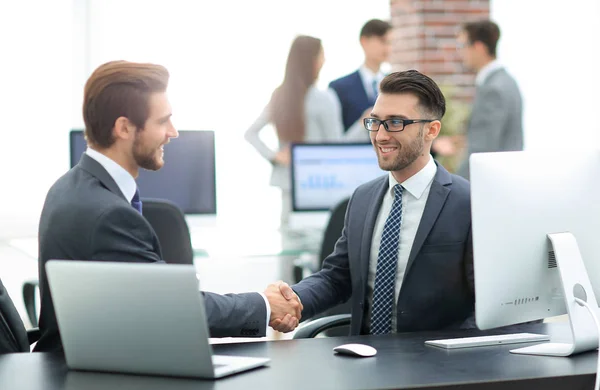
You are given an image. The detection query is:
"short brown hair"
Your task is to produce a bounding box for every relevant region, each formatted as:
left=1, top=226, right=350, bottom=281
left=360, top=19, right=391, bottom=39
left=83, top=60, right=169, bottom=148
left=463, top=20, right=501, bottom=57
left=380, top=70, right=446, bottom=119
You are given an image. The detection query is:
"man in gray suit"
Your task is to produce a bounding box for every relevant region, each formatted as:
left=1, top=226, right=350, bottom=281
left=35, top=61, right=301, bottom=353
left=270, top=70, right=474, bottom=335
left=455, top=20, right=523, bottom=179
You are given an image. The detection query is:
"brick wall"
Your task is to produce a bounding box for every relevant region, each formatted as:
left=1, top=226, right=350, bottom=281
left=389, top=0, right=490, bottom=103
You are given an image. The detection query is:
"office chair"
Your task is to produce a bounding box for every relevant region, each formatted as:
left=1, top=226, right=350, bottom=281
left=293, top=314, right=351, bottom=339
left=141, top=198, right=194, bottom=265
left=1, top=277, right=39, bottom=353
left=293, top=198, right=352, bottom=337
left=22, top=198, right=195, bottom=328
left=293, top=197, right=350, bottom=282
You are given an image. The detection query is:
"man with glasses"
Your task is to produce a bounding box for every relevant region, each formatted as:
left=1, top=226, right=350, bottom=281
left=454, top=20, right=523, bottom=179
left=269, top=70, right=475, bottom=335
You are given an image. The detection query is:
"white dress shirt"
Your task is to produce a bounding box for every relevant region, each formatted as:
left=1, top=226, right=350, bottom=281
left=85, top=148, right=137, bottom=202
left=367, top=155, right=437, bottom=332
left=359, top=65, right=386, bottom=101
left=85, top=148, right=272, bottom=331
left=475, top=59, right=503, bottom=87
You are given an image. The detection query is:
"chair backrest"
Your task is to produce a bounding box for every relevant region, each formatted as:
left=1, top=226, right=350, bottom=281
left=314, top=197, right=352, bottom=332
left=318, top=197, right=350, bottom=263
left=141, top=198, right=194, bottom=265
left=0, top=278, right=29, bottom=353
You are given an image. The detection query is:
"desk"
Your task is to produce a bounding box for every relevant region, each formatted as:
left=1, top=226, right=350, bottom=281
left=0, top=323, right=596, bottom=390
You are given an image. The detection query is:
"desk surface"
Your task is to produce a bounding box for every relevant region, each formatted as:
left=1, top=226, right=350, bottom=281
left=0, top=323, right=596, bottom=390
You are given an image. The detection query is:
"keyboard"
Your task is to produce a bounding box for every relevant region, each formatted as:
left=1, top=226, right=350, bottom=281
left=424, top=333, right=550, bottom=349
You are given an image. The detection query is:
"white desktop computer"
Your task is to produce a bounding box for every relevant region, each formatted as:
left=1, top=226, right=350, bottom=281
left=470, top=150, right=600, bottom=357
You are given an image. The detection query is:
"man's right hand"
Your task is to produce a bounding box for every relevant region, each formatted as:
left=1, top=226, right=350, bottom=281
left=264, top=281, right=303, bottom=333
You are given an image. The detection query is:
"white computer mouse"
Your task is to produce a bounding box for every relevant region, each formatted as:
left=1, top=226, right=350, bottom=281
left=333, top=343, right=377, bottom=357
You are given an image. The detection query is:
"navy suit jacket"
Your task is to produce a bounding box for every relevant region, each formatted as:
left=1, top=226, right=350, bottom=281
left=293, top=162, right=475, bottom=335
left=329, top=70, right=374, bottom=131
left=35, top=153, right=267, bottom=353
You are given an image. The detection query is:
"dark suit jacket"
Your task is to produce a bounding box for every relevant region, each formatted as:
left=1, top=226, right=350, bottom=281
left=293, top=162, right=474, bottom=335
left=329, top=70, right=374, bottom=131
left=35, top=153, right=267, bottom=353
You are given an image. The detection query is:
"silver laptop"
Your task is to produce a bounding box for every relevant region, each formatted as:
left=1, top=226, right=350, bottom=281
left=45, top=260, right=270, bottom=378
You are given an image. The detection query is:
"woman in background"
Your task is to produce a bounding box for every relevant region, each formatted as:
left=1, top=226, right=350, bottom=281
left=245, top=35, right=363, bottom=225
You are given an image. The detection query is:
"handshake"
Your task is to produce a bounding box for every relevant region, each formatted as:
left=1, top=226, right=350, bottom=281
left=264, top=281, right=303, bottom=333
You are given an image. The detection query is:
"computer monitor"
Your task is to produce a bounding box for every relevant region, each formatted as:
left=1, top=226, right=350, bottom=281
left=290, top=143, right=385, bottom=212
left=70, top=130, right=217, bottom=214
left=470, top=151, right=600, bottom=356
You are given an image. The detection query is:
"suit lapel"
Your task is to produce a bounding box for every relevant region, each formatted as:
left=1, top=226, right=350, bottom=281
left=359, top=176, right=389, bottom=287
left=78, top=153, right=128, bottom=202
left=403, top=163, right=453, bottom=280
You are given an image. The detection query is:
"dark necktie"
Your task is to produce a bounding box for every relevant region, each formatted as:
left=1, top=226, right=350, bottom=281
left=131, top=187, right=142, bottom=214
left=370, top=184, right=403, bottom=335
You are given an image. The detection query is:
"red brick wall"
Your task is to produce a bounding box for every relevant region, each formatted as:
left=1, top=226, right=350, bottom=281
left=389, top=0, right=490, bottom=103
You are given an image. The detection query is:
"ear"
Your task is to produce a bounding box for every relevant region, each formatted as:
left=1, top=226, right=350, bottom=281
left=424, top=120, right=442, bottom=142
left=359, top=36, right=369, bottom=49
left=113, top=116, right=136, bottom=141
left=473, top=41, right=488, bottom=55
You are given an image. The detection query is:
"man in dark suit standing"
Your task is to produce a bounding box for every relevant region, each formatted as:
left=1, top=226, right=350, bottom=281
left=329, top=19, right=392, bottom=136
left=454, top=20, right=523, bottom=179
left=35, top=61, right=302, bottom=353
left=271, top=70, right=474, bottom=335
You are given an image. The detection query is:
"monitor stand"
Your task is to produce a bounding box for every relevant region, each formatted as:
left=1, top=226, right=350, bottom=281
left=511, top=232, right=600, bottom=356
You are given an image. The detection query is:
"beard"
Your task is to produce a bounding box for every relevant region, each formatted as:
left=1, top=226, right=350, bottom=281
left=133, top=133, right=164, bottom=171
left=375, top=126, right=424, bottom=172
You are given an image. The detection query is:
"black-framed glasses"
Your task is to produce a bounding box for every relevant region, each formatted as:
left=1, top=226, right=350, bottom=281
left=363, top=118, right=437, bottom=132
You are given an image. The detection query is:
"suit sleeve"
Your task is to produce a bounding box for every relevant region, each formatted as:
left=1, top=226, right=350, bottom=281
left=467, top=87, right=509, bottom=154
left=460, top=226, right=477, bottom=329
left=202, top=291, right=267, bottom=337
left=90, top=206, right=162, bottom=263
left=292, top=194, right=354, bottom=319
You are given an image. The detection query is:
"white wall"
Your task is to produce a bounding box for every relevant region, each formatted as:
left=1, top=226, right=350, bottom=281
left=0, top=0, right=390, bottom=238
left=81, top=0, right=390, bottom=228
left=491, top=0, right=600, bottom=151
left=0, top=0, right=72, bottom=238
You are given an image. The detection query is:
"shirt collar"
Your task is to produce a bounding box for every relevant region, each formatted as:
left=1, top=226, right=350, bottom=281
left=475, top=59, right=503, bottom=86
left=359, top=64, right=385, bottom=84
left=388, top=155, right=437, bottom=199
left=85, top=148, right=138, bottom=203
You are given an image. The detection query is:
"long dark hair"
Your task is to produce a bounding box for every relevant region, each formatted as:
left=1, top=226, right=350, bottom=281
left=270, top=36, right=322, bottom=143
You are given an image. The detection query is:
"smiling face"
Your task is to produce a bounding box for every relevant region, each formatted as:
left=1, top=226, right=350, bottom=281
left=369, top=92, right=441, bottom=181
left=132, top=92, right=178, bottom=171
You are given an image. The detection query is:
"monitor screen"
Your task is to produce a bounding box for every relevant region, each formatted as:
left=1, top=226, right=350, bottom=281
left=291, top=143, right=385, bottom=212
left=470, top=151, right=600, bottom=331
left=70, top=130, right=216, bottom=214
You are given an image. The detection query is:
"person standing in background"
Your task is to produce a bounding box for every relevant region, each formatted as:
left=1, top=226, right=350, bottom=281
left=454, top=20, right=523, bottom=179
left=244, top=36, right=362, bottom=225
left=329, top=19, right=392, bottom=137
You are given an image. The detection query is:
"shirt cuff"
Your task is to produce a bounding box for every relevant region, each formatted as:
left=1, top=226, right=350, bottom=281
left=259, top=292, right=271, bottom=331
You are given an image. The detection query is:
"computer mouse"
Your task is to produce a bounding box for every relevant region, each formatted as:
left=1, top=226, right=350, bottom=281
left=333, top=343, right=377, bottom=357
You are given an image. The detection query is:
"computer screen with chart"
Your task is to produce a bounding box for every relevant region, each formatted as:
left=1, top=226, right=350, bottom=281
left=290, top=143, right=384, bottom=212
left=70, top=130, right=217, bottom=214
